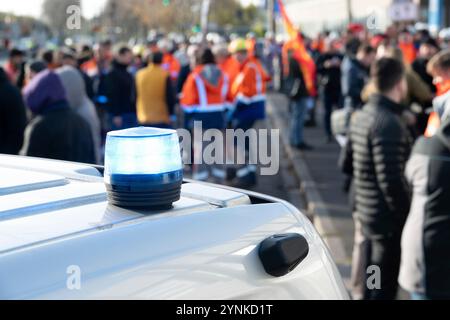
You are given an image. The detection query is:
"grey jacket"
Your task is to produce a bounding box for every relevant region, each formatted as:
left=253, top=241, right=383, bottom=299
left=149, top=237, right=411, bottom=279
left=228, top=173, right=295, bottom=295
left=56, top=66, right=102, bottom=164
left=400, top=118, right=450, bottom=299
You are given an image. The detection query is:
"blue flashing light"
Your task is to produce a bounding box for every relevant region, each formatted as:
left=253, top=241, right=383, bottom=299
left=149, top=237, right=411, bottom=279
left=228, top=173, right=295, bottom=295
left=104, top=127, right=183, bottom=209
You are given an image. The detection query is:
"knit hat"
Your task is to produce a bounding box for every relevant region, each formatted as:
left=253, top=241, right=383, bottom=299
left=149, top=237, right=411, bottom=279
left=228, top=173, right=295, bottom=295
left=23, top=69, right=68, bottom=114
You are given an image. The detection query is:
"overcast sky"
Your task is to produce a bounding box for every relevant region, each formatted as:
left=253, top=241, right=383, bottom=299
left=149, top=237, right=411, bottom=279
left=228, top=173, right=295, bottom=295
left=0, top=0, right=265, bottom=19
left=0, top=0, right=108, bottom=19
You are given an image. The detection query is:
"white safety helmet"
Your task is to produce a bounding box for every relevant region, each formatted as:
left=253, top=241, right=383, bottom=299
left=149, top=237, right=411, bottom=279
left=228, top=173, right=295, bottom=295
left=157, top=39, right=174, bottom=52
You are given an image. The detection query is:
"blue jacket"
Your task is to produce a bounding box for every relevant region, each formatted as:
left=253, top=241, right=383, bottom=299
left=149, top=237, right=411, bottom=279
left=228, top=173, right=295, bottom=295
left=341, top=56, right=369, bottom=109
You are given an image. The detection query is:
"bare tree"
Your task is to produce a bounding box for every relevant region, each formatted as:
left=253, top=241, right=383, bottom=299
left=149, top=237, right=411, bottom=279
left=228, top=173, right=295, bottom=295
left=96, top=0, right=261, bottom=39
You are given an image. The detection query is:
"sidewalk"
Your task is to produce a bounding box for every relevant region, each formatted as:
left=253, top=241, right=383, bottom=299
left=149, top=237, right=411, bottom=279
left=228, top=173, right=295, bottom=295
left=267, top=93, right=353, bottom=287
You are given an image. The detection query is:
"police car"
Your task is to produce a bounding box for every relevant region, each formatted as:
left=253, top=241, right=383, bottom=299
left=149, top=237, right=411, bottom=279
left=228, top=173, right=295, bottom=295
left=0, top=128, right=349, bottom=300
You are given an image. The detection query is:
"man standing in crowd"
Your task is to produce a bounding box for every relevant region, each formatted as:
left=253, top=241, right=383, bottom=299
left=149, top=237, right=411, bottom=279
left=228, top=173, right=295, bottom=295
left=0, top=67, right=27, bottom=155
left=4, top=48, right=25, bottom=88
left=370, top=45, right=433, bottom=136
left=341, top=41, right=376, bottom=111
left=229, top=38, right=271, bottom=186
left=316, top=37, right=343, bottom=142
left=342, top=58, right=412, bottom=300
left=136, top=51, right=176, bottom=129
left=400, top=112, right=450, bottom=301
left=287, top=48, right=313, bottom=150
left=400, top=51, right=450, bottom=300
left=412, top=38, right=440, bottom=94
left=104, top=45, right=137, bottom=131
left=81, top=40, right=113, bottom=136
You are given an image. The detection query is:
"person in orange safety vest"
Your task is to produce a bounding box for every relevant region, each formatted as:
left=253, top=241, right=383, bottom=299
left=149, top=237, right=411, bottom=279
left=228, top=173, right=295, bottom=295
left=399, top=29, right=417, bottom=65
left=213, top=43, right=240, bottom=103
left=228, top=38, right=271, bottom=187
left=229, top=38, right=271, bottom=127
left=180, top=48, right=230, bottom=182
left=158, top=39, right=181, bottom=82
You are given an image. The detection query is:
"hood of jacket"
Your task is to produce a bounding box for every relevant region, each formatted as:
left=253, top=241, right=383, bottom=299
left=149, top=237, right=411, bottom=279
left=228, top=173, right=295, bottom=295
left=56, top=66, right=86, bottom=109
left=199, top=64, right=222, bottom=87
left=23, top=69, right=68, bottom=115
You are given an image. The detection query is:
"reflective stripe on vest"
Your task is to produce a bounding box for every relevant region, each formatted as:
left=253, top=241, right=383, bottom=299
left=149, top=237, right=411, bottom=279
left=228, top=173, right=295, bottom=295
left=182, top=74, right=228, bottom=113
left=221, top=74, right=229, bottom=101
left=247, top=63, right=263, bottom=95
left=236, top=93, right=266, bottom=104
left=234, top=62, right=264, bottom=105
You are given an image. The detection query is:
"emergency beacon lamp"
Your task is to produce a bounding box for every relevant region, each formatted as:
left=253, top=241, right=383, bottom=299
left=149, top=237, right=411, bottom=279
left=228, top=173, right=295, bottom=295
left=104, top=127, right=183, bottom=210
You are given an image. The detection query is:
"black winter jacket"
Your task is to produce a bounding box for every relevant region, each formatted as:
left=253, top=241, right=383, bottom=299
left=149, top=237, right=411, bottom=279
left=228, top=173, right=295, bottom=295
left=316, top=52, right=343, bottom=98
left=105, top=60, right=136, bottom=116
left=21, top=103, right=96, bottom=164
left=287, top=56, right=309, bottom=100
left=342, top=94, right=412, bottom=238
left=0, top=67, right=27, bottom=155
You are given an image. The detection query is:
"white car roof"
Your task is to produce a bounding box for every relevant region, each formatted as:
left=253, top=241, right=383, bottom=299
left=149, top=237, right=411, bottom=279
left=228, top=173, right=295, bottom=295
left=0, top=155, right=251, bottom=255
left=0, top=155, right=349, bottom=300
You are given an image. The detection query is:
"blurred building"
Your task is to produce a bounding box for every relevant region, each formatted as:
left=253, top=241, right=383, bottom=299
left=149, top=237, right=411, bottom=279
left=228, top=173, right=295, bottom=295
left=418, top=0, right=450, bottom=33
left=281, top=0, right=435, bottom=36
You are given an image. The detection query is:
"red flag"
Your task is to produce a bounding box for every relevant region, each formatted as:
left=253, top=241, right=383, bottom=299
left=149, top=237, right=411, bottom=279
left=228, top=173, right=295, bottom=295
left=278, top=0, right=317, bottom=96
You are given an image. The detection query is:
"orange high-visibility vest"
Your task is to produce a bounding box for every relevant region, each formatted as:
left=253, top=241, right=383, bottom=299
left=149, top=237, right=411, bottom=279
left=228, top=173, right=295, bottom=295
left=231, top=57, right=270, bottom=104
left=180, top=65, right=229, bottom=113
left=219, top=56, right=240, bottom=102
left=162, top=53, right=181, bottom=82
left=399, top=42, right=417, bottom=65
left=219, top=56, right=240, bottom=86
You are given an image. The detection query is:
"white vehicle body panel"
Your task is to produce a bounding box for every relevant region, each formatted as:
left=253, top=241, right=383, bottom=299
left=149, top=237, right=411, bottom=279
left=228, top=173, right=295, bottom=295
left=0, top=155, right=349, bottom=300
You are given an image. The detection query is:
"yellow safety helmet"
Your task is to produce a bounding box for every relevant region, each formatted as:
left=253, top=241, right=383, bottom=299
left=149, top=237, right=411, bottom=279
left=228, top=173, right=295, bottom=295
left=133, top=45, right=146, bottom=57
left=228, top=38, right=247, bottom=54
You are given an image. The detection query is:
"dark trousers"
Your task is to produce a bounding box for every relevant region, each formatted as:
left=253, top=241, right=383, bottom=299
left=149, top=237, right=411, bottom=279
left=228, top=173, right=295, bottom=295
left=361, top=232, right=402, bottom=300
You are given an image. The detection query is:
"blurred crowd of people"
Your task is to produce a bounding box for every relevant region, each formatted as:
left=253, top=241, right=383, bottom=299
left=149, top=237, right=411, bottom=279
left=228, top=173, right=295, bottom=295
left=1, top=21, right=450, bottom=300
left=0, top=33, right=277, bottom=187
left=305, top=23, right=450, bottom=300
